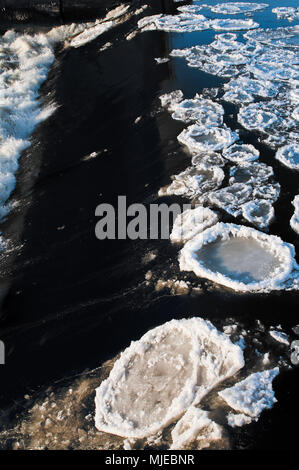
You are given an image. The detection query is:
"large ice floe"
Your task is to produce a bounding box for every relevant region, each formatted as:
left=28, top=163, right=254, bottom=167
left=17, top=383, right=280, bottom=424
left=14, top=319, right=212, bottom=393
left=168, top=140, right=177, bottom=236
left=0, top=4, right=133, bottom=222
left=219, top=368, right=279, bottom=419
left=179, top=223, right=298, bottom=292
left=290, top=195, right=299, bottom=234
left=208, top=3, right=269, bottom=15
left=95, top=318, right=244, bottom=439
left=170, top=206, right=218, bottom=243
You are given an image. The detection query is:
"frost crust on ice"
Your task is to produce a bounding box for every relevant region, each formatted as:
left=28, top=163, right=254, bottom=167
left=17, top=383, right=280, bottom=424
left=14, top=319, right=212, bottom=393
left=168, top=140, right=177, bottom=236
left=170, top=206, right=218, bottom=243
left=179, top=223, right=298, bottom=292
left=170, top=407, right=222, bottom=450
left=95, top=318, right=244, bottom=439
left=218, top=368, right=279, bottom=418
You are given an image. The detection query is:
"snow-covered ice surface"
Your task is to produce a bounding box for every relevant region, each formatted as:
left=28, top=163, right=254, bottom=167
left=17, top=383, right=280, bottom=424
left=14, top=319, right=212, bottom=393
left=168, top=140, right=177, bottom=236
left=219, top=368, right=280, bottom=418
left=290, top=195, right=299, bottom=234
left=95, top=317, right=244, bottom=438
left=275, top=144, right=299, bottom=170
left=170, top=407, right=222, bottom=450
left=0, top=3, right=134, bottom=235
left=179, top=223, right=298, bottom=292
left=170, top=206, right=218, bottom=243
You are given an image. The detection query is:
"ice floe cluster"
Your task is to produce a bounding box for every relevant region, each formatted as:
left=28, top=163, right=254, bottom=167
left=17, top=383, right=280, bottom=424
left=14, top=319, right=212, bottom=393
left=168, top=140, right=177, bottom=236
left=94, top=317, right=285, bottom=448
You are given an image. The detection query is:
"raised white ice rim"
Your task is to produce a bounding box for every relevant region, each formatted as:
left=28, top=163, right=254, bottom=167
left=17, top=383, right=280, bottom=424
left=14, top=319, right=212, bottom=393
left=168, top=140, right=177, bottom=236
left=95, top=317, right=244, bottom=439
left=179, top=223, right=297, bottom=292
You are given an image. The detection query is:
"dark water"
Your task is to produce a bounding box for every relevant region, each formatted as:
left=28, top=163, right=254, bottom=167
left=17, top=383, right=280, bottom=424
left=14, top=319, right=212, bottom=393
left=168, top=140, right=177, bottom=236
left=0, top=0, right=298, bottom=450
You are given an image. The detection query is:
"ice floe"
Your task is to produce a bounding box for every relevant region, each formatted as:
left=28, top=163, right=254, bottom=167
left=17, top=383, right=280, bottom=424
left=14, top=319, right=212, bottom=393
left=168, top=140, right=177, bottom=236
left=208, top=184, right=253, bottom=217
left=238, top=102, right=280, bottom=133
left=158, top=164, right=224, bottom=201
left=179, top=223, right=298, bottom=292
left=241, top=199, right=274, bottom=229
left=210, top=19, right=259, bottom=32
left=178, top=125, right=239, bottom=154
left=138, top=13, right=211, bottom=33
left=192, top=152, right=225, bottom=168
left=269, top=330, right=290, bottom=345
left=227, top=412, right=253, bottom=427
left=290, top=195, right=299, bottom=234
left=222, top=144, right=259, bottom=163
left=170, top=206, right=218, bottom=243
left=209, top=3, right=269, bottom=15
left=219, top=368, right=279, bottom=418
left=275, top=143, right=299, bottom=171
left=171, top=97, right=224, bottom=127
left=272, top=7, right=299, bottom=22
left=229, top=162, right=273, bottom=186
left=170, top=407, right=222, bottom=450
left=95, top=318, right=244, bottom=438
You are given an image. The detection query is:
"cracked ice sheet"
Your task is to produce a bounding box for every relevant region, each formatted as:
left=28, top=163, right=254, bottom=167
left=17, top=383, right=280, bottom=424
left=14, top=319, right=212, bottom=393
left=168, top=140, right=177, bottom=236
left=95, top=318, right=244, bottom=439
left=179, top=223, right=298, bottom=292
left=219, top=368, right=279, bottom=418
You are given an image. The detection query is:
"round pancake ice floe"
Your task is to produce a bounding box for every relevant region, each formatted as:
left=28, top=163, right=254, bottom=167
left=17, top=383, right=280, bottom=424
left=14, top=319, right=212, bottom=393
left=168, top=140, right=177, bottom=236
left=179, top=223, right=298, bottom=292
left=95, top=318, right=244, bottom=438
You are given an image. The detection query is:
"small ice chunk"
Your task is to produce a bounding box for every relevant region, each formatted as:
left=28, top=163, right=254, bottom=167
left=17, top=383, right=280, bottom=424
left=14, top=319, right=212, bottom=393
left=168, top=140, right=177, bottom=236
left=219, top=368, right=280, bottom=418
left=179, top=223, right=298, bottom=292
left=275, top=144, right=299, bottom=171
left=192, top=152, right=225, bottom=168
left=159, top=90, right=183, bottom=109
left=290, top=195, right=299, bottom=234
left=178, top=125, right=239, bottom=154
left=170, top=206, right=218, bottom=243
left=241, top=199, right=274, bottom=229
left=155, top=57, right=169, bottom=64
left=95, top=318, right=244, bottom=438
left=223, top=144, right=259, bottom=164
left=159, top=164, right=224, bottom=200
left=227, top=413, right=253, bottom=427
left=170, top=407, right=222, bottom=450
left=269, top=330, right=290, bottom=345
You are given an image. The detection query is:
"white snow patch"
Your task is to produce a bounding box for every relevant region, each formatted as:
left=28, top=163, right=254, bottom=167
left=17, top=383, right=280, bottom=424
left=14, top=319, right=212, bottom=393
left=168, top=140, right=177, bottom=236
left=219, top=368, right=279, bottom=418
left=95, top=318, right=244, bottom=439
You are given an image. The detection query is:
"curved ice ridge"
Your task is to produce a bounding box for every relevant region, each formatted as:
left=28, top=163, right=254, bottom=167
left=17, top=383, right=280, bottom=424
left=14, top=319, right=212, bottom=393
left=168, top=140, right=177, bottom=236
left=95, top=317, right=244, bottom=439
left=179, top=223, right=298, bottom=292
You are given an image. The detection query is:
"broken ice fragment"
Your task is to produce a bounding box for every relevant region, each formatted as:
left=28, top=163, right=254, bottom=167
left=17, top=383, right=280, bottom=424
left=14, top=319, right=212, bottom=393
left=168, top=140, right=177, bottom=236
left=219, top=368, right=280, bottom=418
left=170, top=407, right=222, bottom=450
left=269, top=330, right=290, bottom=345
left=95, top=318, right=244, bottom=438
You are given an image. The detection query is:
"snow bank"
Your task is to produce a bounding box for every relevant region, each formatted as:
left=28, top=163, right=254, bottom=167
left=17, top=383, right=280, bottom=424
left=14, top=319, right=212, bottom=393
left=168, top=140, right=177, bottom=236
left=179, top=223, right=298, bottom=292
left=95, top=318, right=244, bottom=438
left=219, top=368, right=279, bottom=418
left=170, top=407, right=222, bottom=450
left=170, top=206, right=218, bottom=243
